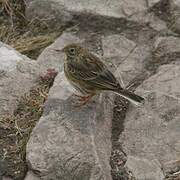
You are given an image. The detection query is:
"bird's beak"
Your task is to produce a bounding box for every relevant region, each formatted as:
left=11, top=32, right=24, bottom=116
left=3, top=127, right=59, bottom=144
left=53, top=48, right=63, bottom=52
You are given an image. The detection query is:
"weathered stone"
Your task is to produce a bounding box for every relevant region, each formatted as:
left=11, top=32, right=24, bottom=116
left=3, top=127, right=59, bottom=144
left=154, top=36, right=180, bottom=56
left=26, top=0, right=147, bottom=25
left=102, top=34, right=137, bottom=76
left=2, top=177, right=13, bottom=180
left=27, top=27, right=150, bottom=179
left=119, top=64, right=180, bottom=176
left=24, top=171, right=41, bottom=180
left=125, top=156, right=164, bottom=180
left=129, top=12, right=168, bottom=31
left=0, top=42, right=41, bottom=116
left=116, top=44, right=151, bottom=87
left=147, top=0, right=161, bottom=8
left=27, top=71, right=113, bottom=180
left=26, top=31, right=116, bottom=180
left=102, top=34, right=152, bottom=87
left=102, top=34, right=136, bottom=60
left=170, top=0, right=180, bottom=32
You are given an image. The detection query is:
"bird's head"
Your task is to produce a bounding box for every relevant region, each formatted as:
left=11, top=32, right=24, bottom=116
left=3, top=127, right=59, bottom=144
left=62, top=44, right=83, bottom=58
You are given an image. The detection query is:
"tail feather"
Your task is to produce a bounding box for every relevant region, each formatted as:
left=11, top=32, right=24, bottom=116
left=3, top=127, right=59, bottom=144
left=115, top=89, right=144, bottom=106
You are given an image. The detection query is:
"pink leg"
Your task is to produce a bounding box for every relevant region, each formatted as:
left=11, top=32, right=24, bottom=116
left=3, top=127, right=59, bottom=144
left=73, top=93, right=96, bottom=107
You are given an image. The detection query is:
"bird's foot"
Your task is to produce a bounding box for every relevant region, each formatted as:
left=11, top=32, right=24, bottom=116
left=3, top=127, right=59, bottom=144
left=73, top=93, right=95, bottom=107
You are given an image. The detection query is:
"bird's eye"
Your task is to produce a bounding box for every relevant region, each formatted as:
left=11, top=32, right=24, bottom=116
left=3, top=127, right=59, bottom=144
left=70, top=48, right=75, bottom=53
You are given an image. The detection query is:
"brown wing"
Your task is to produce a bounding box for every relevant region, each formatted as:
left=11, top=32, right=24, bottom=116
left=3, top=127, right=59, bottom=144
left=68, top=52, right=122, bottom=91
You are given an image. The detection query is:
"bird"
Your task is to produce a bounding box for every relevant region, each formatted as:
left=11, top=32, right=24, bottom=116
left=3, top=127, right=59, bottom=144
left=56, top=43, right=144, bottom=106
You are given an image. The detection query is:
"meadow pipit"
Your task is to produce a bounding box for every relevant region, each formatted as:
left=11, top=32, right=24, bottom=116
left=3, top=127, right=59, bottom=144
left=56, top=44, right=144, bottom=106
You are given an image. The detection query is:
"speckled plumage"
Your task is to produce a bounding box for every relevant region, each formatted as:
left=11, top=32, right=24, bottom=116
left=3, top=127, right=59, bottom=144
left=63, top=43, right=144, bottom=106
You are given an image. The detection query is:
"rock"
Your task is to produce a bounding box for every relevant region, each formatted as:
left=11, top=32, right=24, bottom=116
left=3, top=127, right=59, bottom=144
left=119, top=64, right=180, bottom=176
left=27, top=27, right=151, bottom=179
left=2, top=177, right=13, bottom=180
left=26, top=0, right=171, bottom=34
left=26, top=31, right=116, bottom=180
left=151, top=36, right=180, bottom=67
left=24, top=171, right=41, bottom=180
left=125, top=156, right=164, bottom=180
left=129, top=12, right=168, bottom=31
left=0, top=42, right=41, bottom=116
left=169, top=0, right=180, bottom=32
left=102, top=34, right=137, bottom=75
left=147, top=0, right=161, bottom=8
left=27, top=71, right=113, bottom=180
left=170, top=0, right=180, bottom=32
left=115, top=44, right=151, bottom=87
left=102, top=34, right=136, bottom=60
left=144, top=36, right=180, bottom=72
left=163, top=159, right=180, bottom=177
left=154, top=36, right=180, bottom=56
left=102, top=34, right=152, bottom=87
left=26, top=0, right=147, bottom=25
left=25, top=0, right=73, bottom=27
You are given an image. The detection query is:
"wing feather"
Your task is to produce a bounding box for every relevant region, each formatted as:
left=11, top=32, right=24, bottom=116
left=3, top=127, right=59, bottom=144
left=67, top=53, right=121, bottom=91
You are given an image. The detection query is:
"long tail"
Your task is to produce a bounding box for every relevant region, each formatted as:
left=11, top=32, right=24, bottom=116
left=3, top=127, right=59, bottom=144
left=115, top=89, right=145, bottom=106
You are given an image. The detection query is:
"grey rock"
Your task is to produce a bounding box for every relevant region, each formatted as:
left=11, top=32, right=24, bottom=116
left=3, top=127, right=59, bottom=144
left=26, top=0, right=148, bottom=25
left=24, top=171, right=41, bottom=180
left=0, top=42, right=41, bottom=116
left=129, top=12, right=168, bottom=31
left=102, top=34, right=137, bottom=78
left=102, top=34, right=136, bottom=61
left=102, top=34, right=152, bottom=87
left=27, top=16, right=172, bottom=178
left=2, top=177, right=13, bottom=180
left=147, top=0, right=161, bottom=8
left=27, top=28, right=148, bottom=179
left=27, top=31, right=118, bottom=180
left=116, top=44, right=151, bottom=87
left=125, top=156, right=164, bottom=180
left=119, top=64, right=180, bottom=176
left=153, top=36, right=180, bottom=57
left=170, top=0, right=180, bottom=32
left=27, top=72, right=113, bottom=180
left=26, top=0, right=73, bottom=26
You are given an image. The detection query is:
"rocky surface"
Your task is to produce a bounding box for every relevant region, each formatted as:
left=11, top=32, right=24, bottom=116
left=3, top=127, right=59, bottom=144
left=119, top=64, right=180, bottom=179
left=1, top=0, right=180, bottom=179
left=153, top=36, right=180, bottom=57
left=125, top=156, right=164, bottom=180
left=26, top=0, right=147, bottom=25
left=26, top=0, right=180, bottom=179
left=24, top=171, right=40, bottom=180
left=0, top=42, right=41, bottom=116
left=27, top=32, right=113, bottom=180
left=27, top=72, right=113, bottom=180
left=170, top=0, right=180, bottom=32
left=26, top=28, right=155, bottom=180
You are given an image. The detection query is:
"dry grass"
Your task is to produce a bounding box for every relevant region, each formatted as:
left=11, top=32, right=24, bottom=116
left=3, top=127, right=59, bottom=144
left=0, top=0, right=13, bottom=16
left=0, top=69, right=58, bottom=179
left=0, top=21, right=63, bottom=58
left=0, top=0, right=64, bottom=59
left=11, top=32, right=60, bottom=54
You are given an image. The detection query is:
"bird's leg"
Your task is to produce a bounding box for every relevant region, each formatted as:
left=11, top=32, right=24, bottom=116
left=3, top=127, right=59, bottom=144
left=73, top=92, right=96, bottom=107
left=73, top=93, right=86, bottom=98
